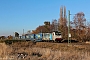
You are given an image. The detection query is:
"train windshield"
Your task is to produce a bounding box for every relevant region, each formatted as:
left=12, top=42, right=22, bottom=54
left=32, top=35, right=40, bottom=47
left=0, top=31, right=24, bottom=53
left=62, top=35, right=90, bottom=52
left=55, top=32, right=61, bottom=35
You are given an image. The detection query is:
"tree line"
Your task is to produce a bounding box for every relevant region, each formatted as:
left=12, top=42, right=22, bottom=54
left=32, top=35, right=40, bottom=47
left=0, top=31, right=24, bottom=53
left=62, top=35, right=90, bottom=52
left=32, top=6, right=90, bottom=42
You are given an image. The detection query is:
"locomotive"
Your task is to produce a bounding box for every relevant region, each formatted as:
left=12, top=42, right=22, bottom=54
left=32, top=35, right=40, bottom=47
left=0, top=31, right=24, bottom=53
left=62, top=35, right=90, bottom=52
left=21, top=31, right=63, bottom=42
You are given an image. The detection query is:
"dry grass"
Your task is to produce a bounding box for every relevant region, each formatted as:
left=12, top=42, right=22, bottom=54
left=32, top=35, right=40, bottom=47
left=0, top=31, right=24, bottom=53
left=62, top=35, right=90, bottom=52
left=0, top=43, right=7, bottom=57
left=9, top=47, right=90, bottom=60
left=0, top=42, right=90, bottom=60
left=0, top=43, right=14, bottom=60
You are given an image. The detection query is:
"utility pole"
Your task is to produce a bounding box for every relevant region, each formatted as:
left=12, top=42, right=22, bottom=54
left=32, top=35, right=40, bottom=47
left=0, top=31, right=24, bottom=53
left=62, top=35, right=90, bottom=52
left=23, top=29, right=24, bottom=35
left=13, top=32, right=14, bottom=39
left=68, top=10, right=70, bottom=46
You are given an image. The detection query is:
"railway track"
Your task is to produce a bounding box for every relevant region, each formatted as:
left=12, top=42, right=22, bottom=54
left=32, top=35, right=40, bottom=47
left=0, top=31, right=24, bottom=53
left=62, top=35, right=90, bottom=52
left=1, top=39, right=90, bottom=48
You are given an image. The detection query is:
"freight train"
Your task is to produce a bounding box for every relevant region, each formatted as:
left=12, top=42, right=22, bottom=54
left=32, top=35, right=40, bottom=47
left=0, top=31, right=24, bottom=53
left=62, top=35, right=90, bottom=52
left=21, top=31, right=63, bottom=42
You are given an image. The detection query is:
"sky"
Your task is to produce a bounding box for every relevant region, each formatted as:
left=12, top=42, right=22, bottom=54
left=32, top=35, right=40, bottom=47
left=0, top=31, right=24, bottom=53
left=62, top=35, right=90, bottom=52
left=0, top=0, right=90, bottom=36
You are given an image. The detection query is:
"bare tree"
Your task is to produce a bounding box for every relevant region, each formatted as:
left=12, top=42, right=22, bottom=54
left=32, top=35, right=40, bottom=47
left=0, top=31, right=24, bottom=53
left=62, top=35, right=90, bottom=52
left=52, top=19, right=58, bottom=31
left=72, top=12, right=86, bottom=41
left=15, top=32, right=19, bottom=39
left=58, top=6, right=67, bottom=39
left=85, top=23, right=90, bottom=41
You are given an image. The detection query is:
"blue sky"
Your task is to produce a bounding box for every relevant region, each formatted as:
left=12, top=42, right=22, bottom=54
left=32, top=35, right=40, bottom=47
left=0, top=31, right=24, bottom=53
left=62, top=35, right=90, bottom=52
left=0, top=0, right=90, bottom=36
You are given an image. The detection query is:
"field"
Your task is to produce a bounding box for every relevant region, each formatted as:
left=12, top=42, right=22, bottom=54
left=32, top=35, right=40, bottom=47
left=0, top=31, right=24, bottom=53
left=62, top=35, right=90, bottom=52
left=0, top=41, right=90, bottom=60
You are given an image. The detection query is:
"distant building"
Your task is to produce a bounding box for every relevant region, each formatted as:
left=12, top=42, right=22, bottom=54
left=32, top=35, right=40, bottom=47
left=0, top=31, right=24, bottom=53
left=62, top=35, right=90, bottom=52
left=44, top=21, right=50, bottom=26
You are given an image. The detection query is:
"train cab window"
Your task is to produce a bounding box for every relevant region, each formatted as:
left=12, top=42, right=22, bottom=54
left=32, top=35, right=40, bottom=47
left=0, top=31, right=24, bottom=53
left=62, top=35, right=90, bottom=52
left=55, top=32, right=61, bottom=35
left=53, top=33, right=54, bottom=35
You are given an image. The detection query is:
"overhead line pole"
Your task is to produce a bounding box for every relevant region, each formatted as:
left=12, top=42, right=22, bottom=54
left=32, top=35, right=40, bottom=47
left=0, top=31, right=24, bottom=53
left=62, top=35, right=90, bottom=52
left=23, top=29, right=24, bottom=35
left=68, top=10, right=70, bottom=46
